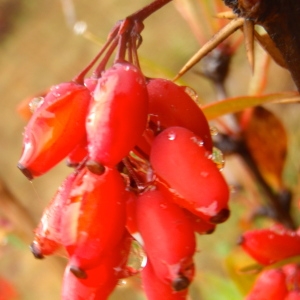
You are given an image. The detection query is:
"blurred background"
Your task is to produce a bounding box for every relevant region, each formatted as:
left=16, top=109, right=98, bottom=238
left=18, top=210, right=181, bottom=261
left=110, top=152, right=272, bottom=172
left=0, top=0, right=299, bottom=299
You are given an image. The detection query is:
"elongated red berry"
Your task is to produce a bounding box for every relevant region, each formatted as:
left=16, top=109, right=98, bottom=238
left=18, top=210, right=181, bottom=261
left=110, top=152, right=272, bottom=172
left=150, top=126, right=230, bottom=223
left=66, top=136, right=88, bottom=167
left=245, top=269, right=288, bottom=300
left=62, top=231, right=132, bottom=300
left=146, top=78, right=213, bottom=151
left=62, top=168, right=127, bottom=272
left=86, top=62, right=148, bottom=168
left=30, top=171, right=78, bottom=258
left=239, top=225, right=300, bottom=265
left=18, top=82, right=91, bottom=179
left=285, top=291, right=300, bottom=300
left=142, top=260, right=188, bottom=300
left=136, top=189, right=195, bottom=290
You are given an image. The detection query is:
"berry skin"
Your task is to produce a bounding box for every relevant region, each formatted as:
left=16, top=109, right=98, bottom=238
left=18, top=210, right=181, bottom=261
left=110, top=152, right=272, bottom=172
left=62, top=231, right=132, bottom=300
left=245, top=269, right=288, bottom=300
left=142, top=260, right=188, bottom=300
left=150, top=126, right=230, bottom=223
left=136, top=189, right=196, bottom=290
left=30, top=171, right=78, bottom=259
left=239, top=225, right=300, bottom=265
left=146, top=78, right=213, bottom=152
left=61, top=168, right=127, bottom=272
left=285, top=291, right=300, bottom=300
left=86, top=62, right=148, bottom=168
left=18, top=82, right=91, bottom=179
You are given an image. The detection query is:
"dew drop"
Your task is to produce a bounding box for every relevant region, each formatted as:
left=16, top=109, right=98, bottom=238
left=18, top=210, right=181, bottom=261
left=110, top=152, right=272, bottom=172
left=211, top=147, right=225, bottom=170
left=124, top=65, right=130, bottom=71
left=210, top=126, right=218, bottom=136
left=190, top=136, right=204, bottom=147
left=167, top=132, right=176, bottom=141
left=184, top=86, right=198, bottom=103
left=29, top=97, right=44, bottom=113
left=73, top=21, right=87, bottom=35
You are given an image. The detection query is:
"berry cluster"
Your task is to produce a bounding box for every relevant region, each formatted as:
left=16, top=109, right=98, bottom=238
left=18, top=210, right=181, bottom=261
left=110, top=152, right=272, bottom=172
left=17, top=6, right=230, bottom=300
left=241, top=225, right=300, bottom=300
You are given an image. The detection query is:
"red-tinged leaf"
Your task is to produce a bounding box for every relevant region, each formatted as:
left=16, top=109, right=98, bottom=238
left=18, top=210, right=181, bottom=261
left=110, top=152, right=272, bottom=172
left=242, top=106, right=288, bottom=190
left=202, top=92, right=300, bottom=120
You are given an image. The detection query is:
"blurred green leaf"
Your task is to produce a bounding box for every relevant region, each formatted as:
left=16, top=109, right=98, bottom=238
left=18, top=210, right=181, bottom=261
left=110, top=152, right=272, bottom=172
left=196, top=271, right=243, bottom=300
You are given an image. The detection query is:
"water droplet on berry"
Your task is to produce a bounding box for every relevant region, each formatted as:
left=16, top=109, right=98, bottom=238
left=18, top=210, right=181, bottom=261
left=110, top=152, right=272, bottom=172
left=29, top=97, right=44, bottom=113
left=210, top=126, right=218, bottom=136
left=167, top=132, right=176, bottom=141
left=190, top=136, right=204, bottom=147
left=184, top=86, right=198, bottom=103
left=124, top=65, right=130, bottom=71
left=211, top=147, right=225, bottom=170
left=73, top=21, right=87, bottom=35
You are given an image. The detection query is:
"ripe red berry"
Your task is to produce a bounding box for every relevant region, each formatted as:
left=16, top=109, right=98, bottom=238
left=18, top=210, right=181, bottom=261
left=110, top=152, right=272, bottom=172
left=18, top=82, right=91, bottom=179
left=86, top=62, right=148, bottom=168
left=136, top=189, right=195, bottom=290
left=146, top=78, right=213, bottom=151
left=245, top=269, right=288, bottom=300
left=150, top=126, right=230, bottom=223
left=141, top=260, right=188, bottom=300
left=239, top=225, right=300, bottom=265
left=61, top=168, right=127, bottom=272
left=62, top=231, right=132, bottom=300
left=285, top=291, right=300, bottom=300
left=30, top=171, right=78, bottom=259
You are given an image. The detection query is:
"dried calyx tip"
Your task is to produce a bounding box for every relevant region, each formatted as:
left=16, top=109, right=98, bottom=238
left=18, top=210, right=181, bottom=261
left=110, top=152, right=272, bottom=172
left=70, top=265, right=88, bottom=279
left=30, top=242, right=44, bottom=259
left=86, top=160, right=106, bottom=175
left=172, top=275, right=190, bottom=291
left=209, top=208, right=230, bottom=224
left=17, top=163, right=34, bottom=181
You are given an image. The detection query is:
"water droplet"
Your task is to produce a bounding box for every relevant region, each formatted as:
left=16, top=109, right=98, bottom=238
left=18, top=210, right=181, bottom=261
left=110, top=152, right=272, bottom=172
left=184, top=86, right=198, bottom=103
left=73, top=21, right=87, bottom=35
left=211, top=147, right=225, bottom=170
left=210, top=126, right=218, bottom=136
left=29, top=97, right=44, bottom=113
left=190, top=136, right=204, bottom=147
left=167, top=132, right=176, bottom=141
left=124, top=65, right=130, bottom=71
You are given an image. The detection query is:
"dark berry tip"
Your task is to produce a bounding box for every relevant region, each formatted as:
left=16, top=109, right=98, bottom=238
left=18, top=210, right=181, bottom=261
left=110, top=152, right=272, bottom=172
left=86, top=160, right=106, bottom=175
left=30, top=242, right=44, bottom=259
left=237, top=235, right=245, bottom=245
left=172, top=275, right=190, bottom=291
left=70, top=265, right=87, bottom=279
left=209, top=208, right=230, bottom=224
left=17, top=163, right=34, bottom=181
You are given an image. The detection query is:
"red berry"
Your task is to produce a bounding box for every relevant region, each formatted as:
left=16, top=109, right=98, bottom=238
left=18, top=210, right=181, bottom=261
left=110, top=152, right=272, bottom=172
left=18, top=82, right=91, bottom=179
left=150, top=126, right=230, bottom=223
left=61, top=168, right=127, bottom=271
left=245, top=269, right=288, bottom=300
left=285, top=291, right=300, bottom=300
left=146, top=78, right=213, bottom=151
left=136, top=189, right=195, bottom=289
left=240, top=225, right=300, bottom=265
left=86, top=62, right=148, bottom=168
left=141, top=260, right=188, bottom=300
left=62, top=231, right=132, bottom=300
left=31, top=171, right=78, bottom=258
